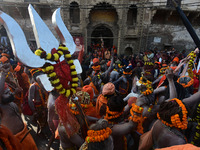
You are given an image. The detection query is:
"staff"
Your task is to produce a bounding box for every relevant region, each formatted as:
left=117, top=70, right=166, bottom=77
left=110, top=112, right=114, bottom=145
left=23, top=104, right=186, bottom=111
left=172, top=0, right=200, bottom=56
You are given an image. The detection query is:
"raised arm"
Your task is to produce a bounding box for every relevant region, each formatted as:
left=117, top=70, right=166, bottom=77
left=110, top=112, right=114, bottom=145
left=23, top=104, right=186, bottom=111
left=166, top=69, right=177, bottom=99
left=0, top=63, right=10, bottom=97
left=111, top=120, right=137, bottom=136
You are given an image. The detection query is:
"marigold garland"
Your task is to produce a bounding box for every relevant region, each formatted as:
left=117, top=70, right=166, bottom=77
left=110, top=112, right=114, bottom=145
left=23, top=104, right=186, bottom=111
left=177, top=76, right=194, bottom=88
left=139, top=77, right=153, bottom=96
left=104, top=106, right=124, bottom=121
left=128, top=103, right=146, bottom=134
left=191, top=103, right=200, bottom=145
left=35, top=45, right=78, bottom=97
left=157, top=98, right=188, bottom=130
left=68, top=102, right=93, bottom=116
left=86, top=127, right=112, bottom=143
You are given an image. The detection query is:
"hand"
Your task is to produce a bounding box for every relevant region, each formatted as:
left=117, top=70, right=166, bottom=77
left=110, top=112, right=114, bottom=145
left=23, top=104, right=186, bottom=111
left=194, top=48, right=199, bottom=54
left=165, top=68, right=174, bottom=81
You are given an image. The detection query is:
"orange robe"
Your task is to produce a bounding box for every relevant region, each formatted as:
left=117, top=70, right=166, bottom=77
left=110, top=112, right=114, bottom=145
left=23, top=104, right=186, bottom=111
left=96, top=94, right=107, bottom=116
left=0, top=125, right=21, bottom=150
left=14, top=124, right=38, bottom=150
left=155, top=144, right=200, bottom=150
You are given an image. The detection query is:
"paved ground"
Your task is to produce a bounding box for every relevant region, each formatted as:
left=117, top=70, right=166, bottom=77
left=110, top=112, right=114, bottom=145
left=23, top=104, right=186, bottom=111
left=22, top=115, right=60, bottom=150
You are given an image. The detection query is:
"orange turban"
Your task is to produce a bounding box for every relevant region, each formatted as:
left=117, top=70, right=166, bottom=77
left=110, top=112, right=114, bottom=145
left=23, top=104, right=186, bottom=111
left=82, top=85, right=94, bottom=101
left=93, top=58, right=99, bottom=64
left=173, top=57, right=179, bottom=63
left=102, top=82, right=115, bottom=96
left=107, top=61, right=111, bottom=67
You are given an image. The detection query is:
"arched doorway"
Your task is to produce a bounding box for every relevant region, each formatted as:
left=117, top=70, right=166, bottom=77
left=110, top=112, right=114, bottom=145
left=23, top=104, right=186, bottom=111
left=124, top=47, right=133, bottom=56
left=91, top=26, right=113, bottom=48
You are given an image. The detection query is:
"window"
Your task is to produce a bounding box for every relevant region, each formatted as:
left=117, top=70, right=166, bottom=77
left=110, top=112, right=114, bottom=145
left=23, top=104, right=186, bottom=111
left=70, top=2, right=80, bottom=24
left=127, top=5, right=137, bottom=25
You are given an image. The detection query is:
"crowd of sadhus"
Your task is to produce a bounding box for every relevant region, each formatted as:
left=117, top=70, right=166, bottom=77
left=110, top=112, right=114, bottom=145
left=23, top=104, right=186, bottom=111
left=1, top=43, right=200, bottom=150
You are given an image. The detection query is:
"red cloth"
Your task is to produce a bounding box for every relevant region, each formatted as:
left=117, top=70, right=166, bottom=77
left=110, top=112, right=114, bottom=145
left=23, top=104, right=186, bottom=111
left=55, top=95, right=80, bottom=138
left=173, top=57, right=179, bottom=63
left=53, top=60, right=72, bottom=89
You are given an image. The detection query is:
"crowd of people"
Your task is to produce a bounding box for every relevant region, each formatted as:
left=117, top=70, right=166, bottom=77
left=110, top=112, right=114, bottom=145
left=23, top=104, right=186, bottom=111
left=0, top=42, right=200, bottom=150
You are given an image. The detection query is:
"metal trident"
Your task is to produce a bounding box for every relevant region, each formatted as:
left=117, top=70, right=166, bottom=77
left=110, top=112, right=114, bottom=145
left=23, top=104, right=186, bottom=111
left=0, top=4, right=82, bottom=91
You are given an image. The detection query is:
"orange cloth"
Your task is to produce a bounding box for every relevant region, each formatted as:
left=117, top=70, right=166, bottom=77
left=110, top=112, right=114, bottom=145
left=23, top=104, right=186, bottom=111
left=89, top=82, right=99, bottom=95
left=102, top=82, right=115, bottom=96
left=173, top=57, right=179, bottom=63
left=170, top=66, right=177, bottom=71
left=157, top=75, right=166, bottom=88
left=85, top=106, right=101, bottom=118
left=14, top=124, right=38, bottom=150
left=0, top=56, right=9, bottom=63
left=0, top=125, right=22, bottom=150
left=155, top=144, right=200, bottom=150
left=92, top=65, right=101, bottom=71
left=1, top=53, right=10, bottom=57
left=82, top=85, right=94, bottom=100
left=96, top=94, right=107, bottom=116
left=107, top=61, right=111, bottom=67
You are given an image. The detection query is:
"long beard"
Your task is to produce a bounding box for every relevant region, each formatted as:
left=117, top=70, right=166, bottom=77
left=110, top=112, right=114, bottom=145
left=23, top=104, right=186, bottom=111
left=1, top=94, right=14, bottom=104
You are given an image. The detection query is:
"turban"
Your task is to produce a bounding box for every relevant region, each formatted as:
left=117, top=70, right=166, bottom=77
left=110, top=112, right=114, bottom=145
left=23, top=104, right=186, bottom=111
left=173, top=57, right=179, bottom=63
left=102, top=82, right=115, bottom=96
left=93, top=58, right=99, bottom=65
left=82, top=85, right=94, bottom=101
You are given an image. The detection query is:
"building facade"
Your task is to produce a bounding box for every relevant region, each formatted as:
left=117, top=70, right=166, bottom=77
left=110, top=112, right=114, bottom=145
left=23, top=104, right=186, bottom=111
left=0, top=0, right=200, bottom=54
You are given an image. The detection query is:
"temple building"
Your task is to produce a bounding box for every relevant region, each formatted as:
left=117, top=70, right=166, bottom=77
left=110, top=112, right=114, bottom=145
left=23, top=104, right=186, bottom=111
left=0, top=0, right=200, bottom=54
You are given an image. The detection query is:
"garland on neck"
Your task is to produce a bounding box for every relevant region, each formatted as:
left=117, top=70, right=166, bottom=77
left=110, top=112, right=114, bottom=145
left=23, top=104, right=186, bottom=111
left=35, top=45, right=78, bottom=97
left=104, top=106, right=124, bottom=122
left=177, top=76, right=194, bottom=88
left=128, top=103, right=146, bottom=134
left=139, top=77, right=153, bottom=96
left=86, top=127, right=112, bottom=143
left=157, top=98, right=188, bottom=130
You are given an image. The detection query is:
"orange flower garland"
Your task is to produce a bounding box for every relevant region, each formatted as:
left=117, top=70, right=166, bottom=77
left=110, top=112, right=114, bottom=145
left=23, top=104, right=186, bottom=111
left=177, top=76, right=194, bottom=88
left=139, top=77, right=153, bottom=96
left=86, top=127, right=112, bottom=143
left=68, top=102, right=93, bottom=115
left=157, top=98, right=188, bottom=130
left=128, top=103, right=146, bottom=134
left=104, top=106, right=124, bottom=120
